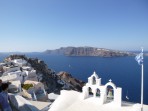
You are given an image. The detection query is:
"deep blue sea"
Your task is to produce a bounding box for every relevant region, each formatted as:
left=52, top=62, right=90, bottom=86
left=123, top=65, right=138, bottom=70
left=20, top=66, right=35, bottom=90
left=0, top=53, right=148, bottom=104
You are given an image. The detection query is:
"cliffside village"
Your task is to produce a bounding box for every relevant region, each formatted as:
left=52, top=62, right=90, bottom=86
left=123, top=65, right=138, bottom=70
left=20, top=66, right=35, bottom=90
left=0, top=56, right=56, bottom=111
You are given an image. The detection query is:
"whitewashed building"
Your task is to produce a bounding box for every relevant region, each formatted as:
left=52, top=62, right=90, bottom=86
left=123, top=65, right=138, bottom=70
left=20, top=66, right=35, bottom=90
left=12, top=59, right=27, bottom=67
left=0, top=74, right=18, bottom=82
left=3, top=65, right=20, bottom=73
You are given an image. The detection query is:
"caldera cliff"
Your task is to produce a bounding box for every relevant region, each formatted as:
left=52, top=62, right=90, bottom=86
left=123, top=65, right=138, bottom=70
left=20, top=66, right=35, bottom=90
left=45, top=47, right=135, bottom=57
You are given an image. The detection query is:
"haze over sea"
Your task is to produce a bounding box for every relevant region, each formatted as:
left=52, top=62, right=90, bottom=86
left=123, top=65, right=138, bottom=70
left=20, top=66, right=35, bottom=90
left=0, top=53, right=148, bottom=104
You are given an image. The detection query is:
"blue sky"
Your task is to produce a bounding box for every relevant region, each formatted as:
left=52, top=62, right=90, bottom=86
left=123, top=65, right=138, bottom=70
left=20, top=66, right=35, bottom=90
left=0, top=0, right=148, bottom=52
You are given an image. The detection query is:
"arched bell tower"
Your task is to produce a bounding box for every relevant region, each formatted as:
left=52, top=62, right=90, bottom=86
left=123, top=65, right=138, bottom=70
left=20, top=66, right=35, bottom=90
left=82, top=71, right=122, bottom=107
left=82, top=71, right=102, bottom=100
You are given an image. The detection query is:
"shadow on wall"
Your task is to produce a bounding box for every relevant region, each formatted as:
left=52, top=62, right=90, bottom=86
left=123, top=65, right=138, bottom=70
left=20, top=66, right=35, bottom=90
left=17, top=104, right=39, bottom=111
left=9, top=94, right=39, bottom=111
left=10, top=102, right=40, bottom=111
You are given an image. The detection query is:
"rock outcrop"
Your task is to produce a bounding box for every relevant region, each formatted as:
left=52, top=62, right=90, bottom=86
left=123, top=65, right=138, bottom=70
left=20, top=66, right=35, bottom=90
left=57, top=71, right=85, bottom=91
left=45, top=47, right=135, bottom=57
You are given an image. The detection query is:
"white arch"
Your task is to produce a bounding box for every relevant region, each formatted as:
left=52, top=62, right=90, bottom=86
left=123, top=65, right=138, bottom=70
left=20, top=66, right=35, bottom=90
left=104, top=81, right=117, bottom=102
left=105, top=82, right=117, bottom=90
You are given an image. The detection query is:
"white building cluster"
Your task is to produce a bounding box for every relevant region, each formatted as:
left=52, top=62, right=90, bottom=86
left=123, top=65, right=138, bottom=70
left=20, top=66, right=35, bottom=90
left=0, top=58, right=47, bottom=102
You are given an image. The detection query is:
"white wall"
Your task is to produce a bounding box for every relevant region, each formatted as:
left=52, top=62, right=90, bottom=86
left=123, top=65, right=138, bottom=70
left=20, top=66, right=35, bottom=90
left=13, top=59, right=27, bottom=67
left=3, top=66, right=20, bottom=73
left=82, top=72, right=122, bottom=107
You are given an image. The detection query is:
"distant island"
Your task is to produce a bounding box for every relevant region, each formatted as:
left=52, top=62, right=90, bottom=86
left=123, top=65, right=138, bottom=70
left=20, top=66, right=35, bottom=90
left=44, top=47, right=135, bottom=57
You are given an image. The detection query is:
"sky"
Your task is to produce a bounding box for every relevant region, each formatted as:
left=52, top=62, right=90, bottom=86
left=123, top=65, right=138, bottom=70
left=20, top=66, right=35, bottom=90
left=0, top=0, right=148, bottom=52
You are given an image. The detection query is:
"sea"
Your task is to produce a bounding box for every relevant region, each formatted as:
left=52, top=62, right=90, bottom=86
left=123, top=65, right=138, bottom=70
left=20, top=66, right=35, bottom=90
left=0, top=53, right=148, bottom=104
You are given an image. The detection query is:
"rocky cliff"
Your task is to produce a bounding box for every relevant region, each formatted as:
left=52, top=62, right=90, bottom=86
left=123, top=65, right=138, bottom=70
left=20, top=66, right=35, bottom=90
left=45, top=47, right=135, bottom=57
left=57, top=71, right=84, bottom=91
left=5, top=55, right=85, bottom=93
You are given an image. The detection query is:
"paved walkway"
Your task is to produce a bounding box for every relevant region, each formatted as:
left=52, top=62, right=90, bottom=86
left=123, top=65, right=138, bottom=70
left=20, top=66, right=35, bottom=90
left=29, top=100, right=52, bottom=111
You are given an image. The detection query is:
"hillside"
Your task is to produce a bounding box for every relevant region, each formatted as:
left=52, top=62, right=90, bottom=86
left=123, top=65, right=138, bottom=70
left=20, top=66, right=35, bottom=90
left=4, top=55, right=85, bottom=93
